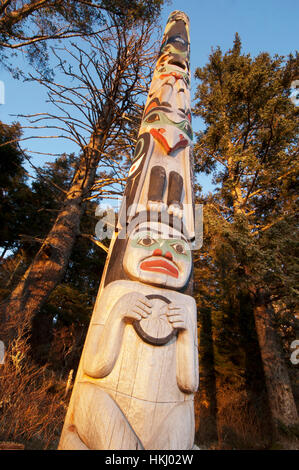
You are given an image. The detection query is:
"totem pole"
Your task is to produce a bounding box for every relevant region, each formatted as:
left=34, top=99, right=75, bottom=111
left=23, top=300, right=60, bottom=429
left=59, top=10, right=198, bottom=450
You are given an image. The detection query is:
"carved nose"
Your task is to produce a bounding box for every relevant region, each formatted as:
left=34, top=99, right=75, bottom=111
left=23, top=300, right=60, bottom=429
left=153, top=249, right=173, bottom=260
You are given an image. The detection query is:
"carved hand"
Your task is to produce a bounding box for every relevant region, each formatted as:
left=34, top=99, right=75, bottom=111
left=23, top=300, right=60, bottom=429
left=166, top=303, right=189, bottom=331
left=117, top=292, right=152, bottom=323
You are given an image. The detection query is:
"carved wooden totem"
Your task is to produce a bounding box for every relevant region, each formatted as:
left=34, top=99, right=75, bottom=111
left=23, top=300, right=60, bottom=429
left=59, top=11, right=198, bottom=450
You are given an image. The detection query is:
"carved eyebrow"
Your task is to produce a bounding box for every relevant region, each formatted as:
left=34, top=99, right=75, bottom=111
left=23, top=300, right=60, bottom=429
left=134, top=227, right=163, bottom=236
left=134, top=229, right=159, bottom=238
left=144, top=106, right=172, bottom=115
left=134, top=225, right=188, bottom=242
left=177, top=112, right=187, bottom=119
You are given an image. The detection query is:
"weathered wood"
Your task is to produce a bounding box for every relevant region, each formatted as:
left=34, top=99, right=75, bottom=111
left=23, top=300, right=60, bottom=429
left=59, top=10, right=198, bottom=450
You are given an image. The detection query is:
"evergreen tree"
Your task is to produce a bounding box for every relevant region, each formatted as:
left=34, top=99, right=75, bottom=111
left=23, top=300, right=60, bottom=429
left=193, top=36, right=299, bottom=444
left=0, top=121, right=34, bottom=257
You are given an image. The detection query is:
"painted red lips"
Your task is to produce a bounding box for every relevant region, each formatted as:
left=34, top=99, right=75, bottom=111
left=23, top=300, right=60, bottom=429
left=140, top=258, right=179, bottom=278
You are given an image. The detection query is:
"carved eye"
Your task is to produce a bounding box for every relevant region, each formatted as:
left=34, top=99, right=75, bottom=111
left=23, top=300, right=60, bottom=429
left=171, top=242, right=187, bottom=255
left=145, top=113, right=160, bottom=123
left=138, top=236, right=156, bottom=247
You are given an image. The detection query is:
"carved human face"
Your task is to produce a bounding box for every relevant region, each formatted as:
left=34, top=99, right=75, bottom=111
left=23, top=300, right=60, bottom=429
left=123, top=222, right=192, bottom=289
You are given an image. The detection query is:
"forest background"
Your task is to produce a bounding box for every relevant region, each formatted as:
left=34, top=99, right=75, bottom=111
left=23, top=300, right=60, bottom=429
left=0, top=0, right=298, bottom=450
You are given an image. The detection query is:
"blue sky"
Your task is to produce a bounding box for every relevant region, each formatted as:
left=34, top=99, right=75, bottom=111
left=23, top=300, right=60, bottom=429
left=161, top=0, right=299, bottom=116
left=0, top=0, right=298, bottom=194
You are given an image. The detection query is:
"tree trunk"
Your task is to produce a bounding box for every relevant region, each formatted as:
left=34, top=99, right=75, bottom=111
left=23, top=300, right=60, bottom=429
left=230, top=173, right=298, bottom=440
left=252, top=287, right=299, bottom=438
left=0, top=146, right=99, bottom=344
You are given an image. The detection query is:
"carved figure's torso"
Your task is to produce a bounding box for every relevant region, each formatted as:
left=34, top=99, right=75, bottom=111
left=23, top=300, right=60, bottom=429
left=79, top=280, right=197, bottom=446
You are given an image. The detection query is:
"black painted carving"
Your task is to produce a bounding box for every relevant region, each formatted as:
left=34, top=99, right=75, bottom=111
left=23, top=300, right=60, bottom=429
left=148, top=165, right=166, bottom=202
left=133, top=294, right=177, bottom=346
left=167, top=171, right=183, bottom=207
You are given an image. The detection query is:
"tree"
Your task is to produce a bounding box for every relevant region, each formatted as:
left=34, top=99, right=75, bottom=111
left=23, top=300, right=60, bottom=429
left=0, top=18, right=157, bottom=346
left=193, top=200, right=273, bottom=448
left=0, top=0, right=165, bottom=75
left=193, top=244, right=218, bottom=444
left=0, top=121, right=37, bottom=258
left=193, top=35, right=299, bottom=443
